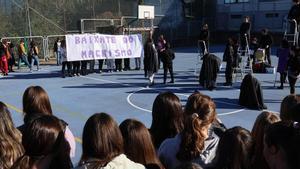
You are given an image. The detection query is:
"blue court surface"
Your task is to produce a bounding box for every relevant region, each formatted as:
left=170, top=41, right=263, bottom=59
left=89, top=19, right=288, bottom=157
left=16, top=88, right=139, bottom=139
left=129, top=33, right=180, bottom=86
left=0, top=45, right=293, bottom=164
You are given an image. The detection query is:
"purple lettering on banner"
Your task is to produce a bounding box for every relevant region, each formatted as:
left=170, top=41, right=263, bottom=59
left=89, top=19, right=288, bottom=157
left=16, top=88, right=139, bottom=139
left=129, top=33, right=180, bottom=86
left=111, top=37, right=116, bottom=43
left=81, top=51, right=87, bottom=58
left=89, top=36, right=93, bottom=44
left=94, top=36, right=99, bottom=43
left=127, top=50, right=132, bottom=56
left=129, top=36, right=134, bottom=43
left=115, top=50, right=120, bottom=57
left=88, top=50, right=94, bottom=58
left=108, top=50, right=112, bottom=57
left=82, top=37, right=87, bottom=44
left=105, top=37, right=111, bottom=43
left=123, top=37, right=128, bottom=43
left=99, top=37, right=105, bottom=43
left=121, top=50, right=126, bottom=56
left=96, top=50, right=101, bottom=57
left=75, top=37, right=80, bottom=44
left=102, top=50, right=107, bottom=57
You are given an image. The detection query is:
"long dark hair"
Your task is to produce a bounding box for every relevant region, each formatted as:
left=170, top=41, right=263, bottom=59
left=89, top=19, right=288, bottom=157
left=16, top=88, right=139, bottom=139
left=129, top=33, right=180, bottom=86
left=177, top=92, right=216, bottom=161
left=79, top=113, right=124, bottom=167
left=11, top=115, right=72, bottom=169
left=0, top=102, right=24, bottom=169
left=22, top=86, right=53, bottom=123
left=251, top=111, right=280, bottom=169
left=264, top=121, right=300, bottom=169
left=214, top=126, right=253, bottom=169
left=150, top=91, right=184, bottom=149
left=120, top=119, right=164, bottom=169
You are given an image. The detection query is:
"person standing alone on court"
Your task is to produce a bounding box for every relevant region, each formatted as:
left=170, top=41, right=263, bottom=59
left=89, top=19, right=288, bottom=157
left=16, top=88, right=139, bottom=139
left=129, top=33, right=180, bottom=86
left=161, top=43, right=175, bottom=84
left=144, top=34, right=158, bottom=87
left=199, top=23, right=210, bottom=55
left=157, top=34, right=167, bottom=69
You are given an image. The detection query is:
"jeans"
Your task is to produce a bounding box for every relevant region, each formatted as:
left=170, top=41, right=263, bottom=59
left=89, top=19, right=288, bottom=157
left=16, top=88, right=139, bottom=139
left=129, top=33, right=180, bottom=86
left=56, top=51, right=62, bottom=65
left=18, top=55, right=31, bottom=69
left=135, top=58, right=141, bottom=69
left=31, top=54, right=40, bottom=70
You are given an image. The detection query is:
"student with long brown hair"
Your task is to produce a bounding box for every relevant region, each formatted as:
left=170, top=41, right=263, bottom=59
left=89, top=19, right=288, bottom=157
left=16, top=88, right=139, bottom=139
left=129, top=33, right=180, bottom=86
left=150, top=91, right=184, bottom=149
left=0, top=102, right=24, bottom=169
left=158, top=92, right=219, bottom=169
left=251, top=111, right=280, bottom=169
left=212, top=126, right=253, bottom=169
left=11, top=115, right=73, bottom=169
left=18, top=86, right=76, bottom=158
left=280, top=94, right=300, bottom=121
left=184, top=91, right=226, bottom=137
left=264, top=121, right=300, bottom=169
left=75, top=113, right=145, bottom=169
left=119, top=119, right=164, bottom=169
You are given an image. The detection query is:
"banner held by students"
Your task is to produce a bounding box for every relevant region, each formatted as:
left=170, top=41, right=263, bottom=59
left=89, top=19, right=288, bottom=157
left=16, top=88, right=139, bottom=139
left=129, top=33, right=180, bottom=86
left=66, top=34, right=143, bottom=61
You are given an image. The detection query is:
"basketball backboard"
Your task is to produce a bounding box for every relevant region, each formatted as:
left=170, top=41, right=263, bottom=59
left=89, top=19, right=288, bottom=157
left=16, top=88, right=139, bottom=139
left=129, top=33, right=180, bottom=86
left=138, top=5, right=155, bottom=19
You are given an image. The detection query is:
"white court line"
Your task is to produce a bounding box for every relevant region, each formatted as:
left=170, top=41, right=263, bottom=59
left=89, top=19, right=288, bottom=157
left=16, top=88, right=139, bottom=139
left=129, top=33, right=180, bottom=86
left=80, top=75, right=247, bottom=116
left=126, top=87, right=152, bottom=113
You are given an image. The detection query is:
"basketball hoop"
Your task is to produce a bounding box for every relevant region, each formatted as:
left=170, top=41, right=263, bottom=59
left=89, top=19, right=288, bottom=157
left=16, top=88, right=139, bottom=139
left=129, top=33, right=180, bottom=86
left=138, top=5, right=154, bottom=19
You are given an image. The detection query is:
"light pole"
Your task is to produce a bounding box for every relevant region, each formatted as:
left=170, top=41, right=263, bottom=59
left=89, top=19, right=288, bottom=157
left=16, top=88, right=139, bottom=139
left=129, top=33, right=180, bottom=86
left=26, top=0, right=32, bottom=36
left=118, top=0, right=121, bottom=16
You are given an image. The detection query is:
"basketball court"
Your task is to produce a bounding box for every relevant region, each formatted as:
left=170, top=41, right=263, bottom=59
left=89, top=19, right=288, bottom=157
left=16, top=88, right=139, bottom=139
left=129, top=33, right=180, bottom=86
left=0, top=44, right=293, bottom=164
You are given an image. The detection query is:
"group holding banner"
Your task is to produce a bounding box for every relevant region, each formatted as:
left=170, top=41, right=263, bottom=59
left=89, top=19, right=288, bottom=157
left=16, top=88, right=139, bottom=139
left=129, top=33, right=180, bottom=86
left=66, top=34, right=143, bottom=62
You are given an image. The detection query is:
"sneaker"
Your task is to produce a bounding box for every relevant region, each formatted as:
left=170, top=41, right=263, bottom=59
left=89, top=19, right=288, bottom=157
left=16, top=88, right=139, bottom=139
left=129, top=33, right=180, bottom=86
left=168, top=80, right=174, bottom=83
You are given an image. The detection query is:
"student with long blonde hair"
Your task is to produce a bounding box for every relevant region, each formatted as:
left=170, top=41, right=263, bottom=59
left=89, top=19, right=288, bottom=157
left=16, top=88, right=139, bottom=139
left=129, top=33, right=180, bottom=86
left=0, top=102, right=24, bottom=169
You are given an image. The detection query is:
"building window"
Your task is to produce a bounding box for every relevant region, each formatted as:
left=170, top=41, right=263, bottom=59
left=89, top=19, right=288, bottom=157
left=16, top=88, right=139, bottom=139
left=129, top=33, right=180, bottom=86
left=265, top=13, right=279, bottom=18
left=225, top=0, right=249, bottom=3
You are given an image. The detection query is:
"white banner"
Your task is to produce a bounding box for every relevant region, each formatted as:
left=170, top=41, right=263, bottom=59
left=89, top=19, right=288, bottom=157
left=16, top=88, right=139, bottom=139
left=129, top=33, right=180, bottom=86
left=66, top=34, right=143, bottom=61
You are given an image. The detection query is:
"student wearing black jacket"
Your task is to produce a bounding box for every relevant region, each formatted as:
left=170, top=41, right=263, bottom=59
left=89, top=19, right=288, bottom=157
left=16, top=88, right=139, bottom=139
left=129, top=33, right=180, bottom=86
left=288, top=0, right=300, bottom=34
left=287, top=46, right=300, bottom=94
left=199, top=24, right=210, bottom=55
left=223, top=38, right=235, bottom=86
left=239, top=16, right=251, bottom=55
left=259, top=28, right=273, bottom=65
left=161, top=43, right=175, bottom=84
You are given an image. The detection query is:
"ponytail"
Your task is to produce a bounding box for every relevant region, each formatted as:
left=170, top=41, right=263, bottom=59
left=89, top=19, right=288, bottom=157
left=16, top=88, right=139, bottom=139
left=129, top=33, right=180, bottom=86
left=176, top=113, right=208, bottom=161
left=177, top=92, right=216, bottom=161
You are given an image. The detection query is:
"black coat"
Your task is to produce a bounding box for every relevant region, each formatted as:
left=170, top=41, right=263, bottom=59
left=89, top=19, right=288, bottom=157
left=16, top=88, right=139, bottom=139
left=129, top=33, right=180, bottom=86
left=239, top=22, right=251, bottom=35
left=199, top=54, right=221, bottom=89
left=144, top=42, right=158, bottom=73
left=239, top=73, right=267, bottom=110
left=199, top=29, right=209, bottom=41
left=288, top=4, right=300, bottom=23
left=161, top=48, right=175, bottom=66
left=260, top=34, right=273, bottom=49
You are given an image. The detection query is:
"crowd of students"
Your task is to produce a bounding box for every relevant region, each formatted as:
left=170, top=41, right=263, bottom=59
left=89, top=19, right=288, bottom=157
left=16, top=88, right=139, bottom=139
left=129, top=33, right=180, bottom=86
left=0, top=85, right=300, bottom=169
